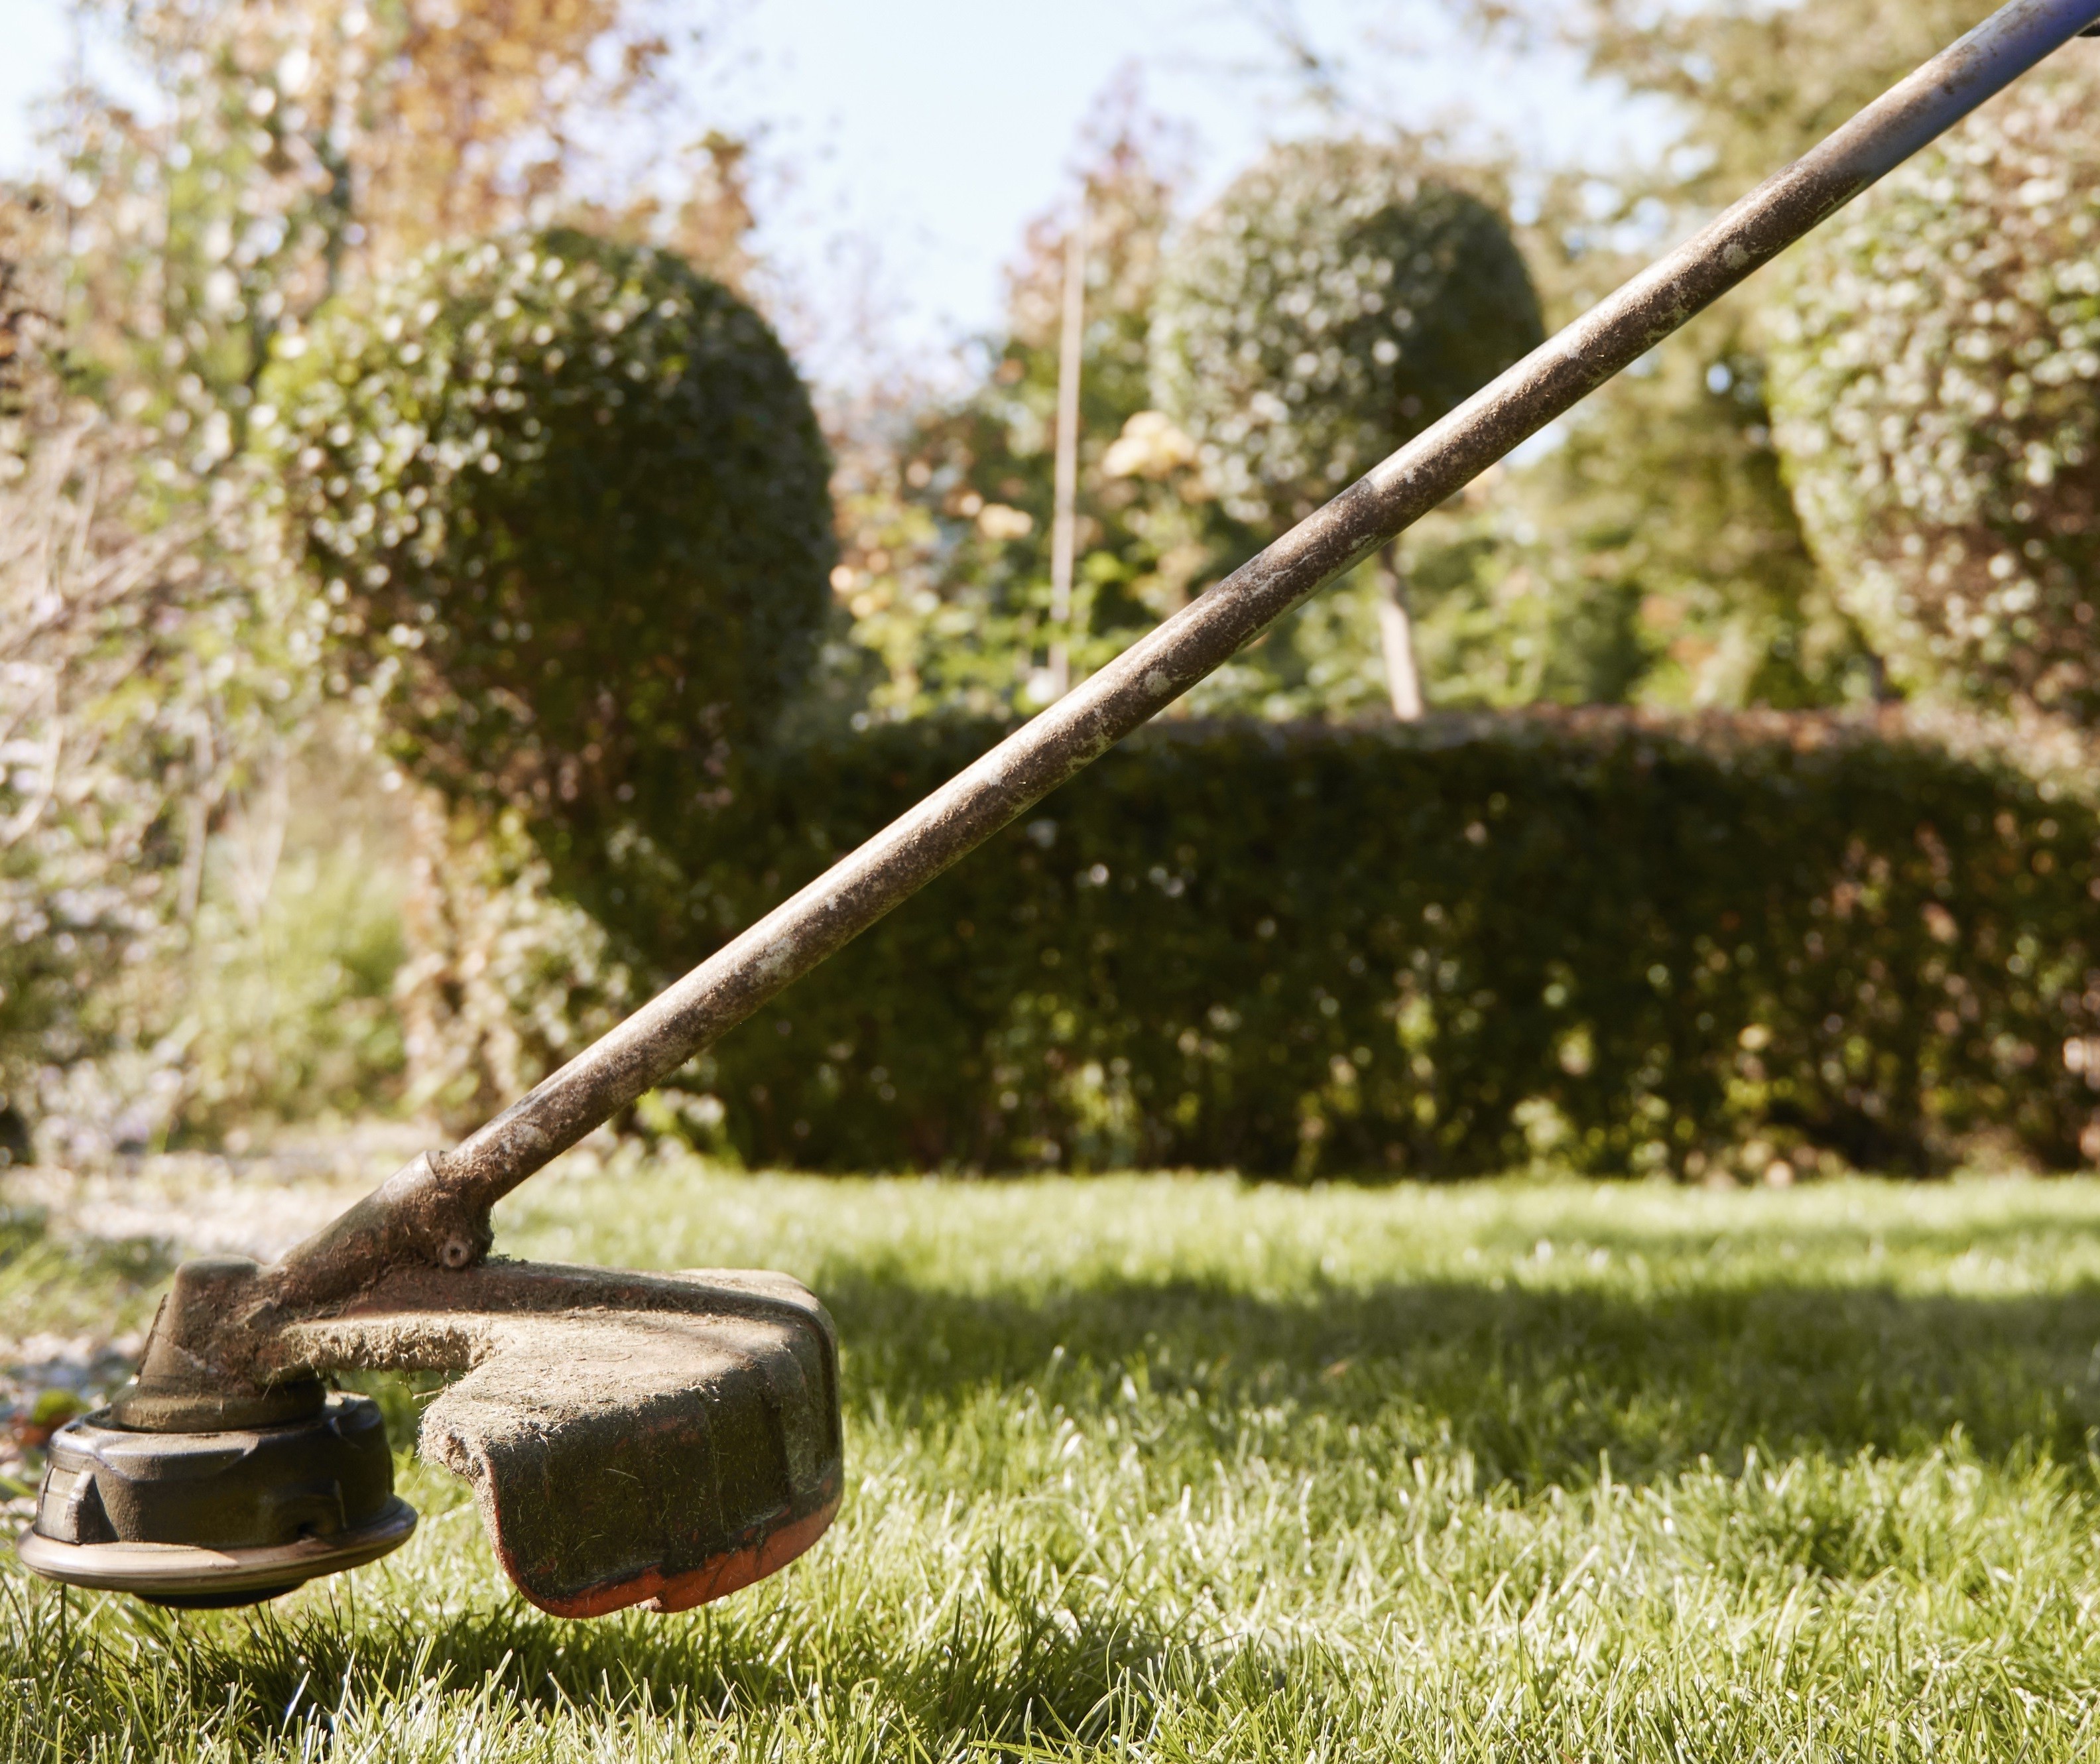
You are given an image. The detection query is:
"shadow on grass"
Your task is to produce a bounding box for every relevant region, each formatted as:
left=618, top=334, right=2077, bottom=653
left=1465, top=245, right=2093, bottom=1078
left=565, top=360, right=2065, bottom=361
left=822, top=1269, right=2100, bottom=1491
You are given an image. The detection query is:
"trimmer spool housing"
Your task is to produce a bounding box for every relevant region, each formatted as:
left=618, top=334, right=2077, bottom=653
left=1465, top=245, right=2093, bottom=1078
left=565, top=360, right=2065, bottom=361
left=21, top=1386, right=413, bottom=1608
left=18, top=0, right=2100, bottom=1617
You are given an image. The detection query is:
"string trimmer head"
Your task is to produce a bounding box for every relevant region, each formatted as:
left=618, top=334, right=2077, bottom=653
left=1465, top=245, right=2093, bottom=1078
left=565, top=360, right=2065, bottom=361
left=21, top=1158, right=839, bottom=1613
left=18, top=0, right=2100, bottom=1616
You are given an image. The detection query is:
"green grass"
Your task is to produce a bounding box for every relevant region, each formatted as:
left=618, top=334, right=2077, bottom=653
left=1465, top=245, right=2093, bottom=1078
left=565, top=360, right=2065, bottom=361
left=0, top=1204, right=176, bottom=1344
left=13, top=1166, right=2100, bottom=1758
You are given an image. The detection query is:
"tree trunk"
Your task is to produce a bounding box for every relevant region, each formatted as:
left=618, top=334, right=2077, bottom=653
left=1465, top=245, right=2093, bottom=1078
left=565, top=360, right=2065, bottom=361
left=1373, top=542, right=1423, bottom=722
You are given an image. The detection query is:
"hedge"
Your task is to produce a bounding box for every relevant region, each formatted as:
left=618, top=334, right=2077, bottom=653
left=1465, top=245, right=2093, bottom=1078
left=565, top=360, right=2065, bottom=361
left=580, top=710, right=2100, bottom=1178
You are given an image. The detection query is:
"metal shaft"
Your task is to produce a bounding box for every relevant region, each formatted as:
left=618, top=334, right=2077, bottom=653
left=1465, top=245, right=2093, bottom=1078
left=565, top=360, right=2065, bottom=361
left=442, top=0, right=2100, bottom=1215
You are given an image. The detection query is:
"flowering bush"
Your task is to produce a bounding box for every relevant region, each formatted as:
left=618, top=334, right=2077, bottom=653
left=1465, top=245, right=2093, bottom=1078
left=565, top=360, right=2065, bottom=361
left=1766, top=54, right=2100, bottom=720
left=1149, top=141, right=1544, bottom=529
left=0, top=212, right=385, bottom=1159
left=265, top=228, right=835, bottom=852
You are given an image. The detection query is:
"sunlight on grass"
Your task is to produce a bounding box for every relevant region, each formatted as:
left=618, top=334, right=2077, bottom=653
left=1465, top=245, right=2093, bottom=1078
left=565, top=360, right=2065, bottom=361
left=0, top=1206, right=174, bottom=1346
left=11, top=1168, right=2100, bottom=1758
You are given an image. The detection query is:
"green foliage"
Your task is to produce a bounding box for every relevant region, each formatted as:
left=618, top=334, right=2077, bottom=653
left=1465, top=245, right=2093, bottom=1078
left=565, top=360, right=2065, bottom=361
left=843, top=120, right=1831, bottom=729
left=587, top=713, right=2100, bottom=1178
left=1767, top=56, right=2100, bottom=720
left=164, top=819, right=408, bottom=1145
left=4, top=716, right=420, bottom=1160
left=1457, top=2, right=2022, bottom=718
left=390, top=796, right=639, bottom=1134
left=57, top=5, right=354, bottom=441
left=1, top=206, right=356, bottom=1157
left=18, top=1170, right=2100, bottom=1757
left=1518, top=316, right=1868, bottom=710
left=1532, top=0, right=1999, bottom=202
left=266, top=227, right=835, bottom=837
left=845, top=130, right=1567, bottom=735
left=1401, top=484, right=1654, bottom=708
left=837, top=121, right=1259, bottom=722
left=1150, top=140, right=1545, bottom=528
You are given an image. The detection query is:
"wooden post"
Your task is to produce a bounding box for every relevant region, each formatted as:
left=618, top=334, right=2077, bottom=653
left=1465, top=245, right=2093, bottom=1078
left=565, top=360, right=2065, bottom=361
left=1046, top=208, right=1086, bottom=701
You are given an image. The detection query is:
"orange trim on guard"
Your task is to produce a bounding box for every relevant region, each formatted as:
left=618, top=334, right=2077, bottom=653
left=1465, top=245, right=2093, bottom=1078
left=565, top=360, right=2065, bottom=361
left=503, top=1481, right=842, bottom=1619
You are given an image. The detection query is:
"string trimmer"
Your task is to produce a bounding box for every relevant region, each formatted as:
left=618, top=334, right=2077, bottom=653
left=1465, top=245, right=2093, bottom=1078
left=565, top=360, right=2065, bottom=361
left=19, top=0, right=2100, bottom=1615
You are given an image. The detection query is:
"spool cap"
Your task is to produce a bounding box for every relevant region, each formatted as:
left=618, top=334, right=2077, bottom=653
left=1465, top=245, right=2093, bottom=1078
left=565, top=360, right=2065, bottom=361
left=15, top=1392, right=416, bottom=1607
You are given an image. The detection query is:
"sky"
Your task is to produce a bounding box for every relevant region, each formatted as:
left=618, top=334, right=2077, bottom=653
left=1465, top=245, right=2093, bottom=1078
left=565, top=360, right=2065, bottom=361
left=708, top=0, right=1654, bottom=375
left=0, top=0, right=1661, bottom=385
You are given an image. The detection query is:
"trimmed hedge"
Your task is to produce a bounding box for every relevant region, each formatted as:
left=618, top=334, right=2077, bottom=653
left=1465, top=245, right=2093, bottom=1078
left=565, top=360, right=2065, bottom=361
left=591, top=711, right=2100, bottom=1178
left=1768, top=56, right=2100, bottom=720
left=267, top=228, right=834, bottom=833
left=1151, top=143, right=1544, bottom=529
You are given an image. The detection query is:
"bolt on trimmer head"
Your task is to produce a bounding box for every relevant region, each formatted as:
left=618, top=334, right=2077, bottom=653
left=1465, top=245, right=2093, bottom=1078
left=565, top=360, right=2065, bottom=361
left=19, top=0, right=2100, bottom=1615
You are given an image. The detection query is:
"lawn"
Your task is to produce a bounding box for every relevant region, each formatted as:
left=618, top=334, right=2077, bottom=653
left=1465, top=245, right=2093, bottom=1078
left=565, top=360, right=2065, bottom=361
left=11, top=1161, right=2100, bottom=1759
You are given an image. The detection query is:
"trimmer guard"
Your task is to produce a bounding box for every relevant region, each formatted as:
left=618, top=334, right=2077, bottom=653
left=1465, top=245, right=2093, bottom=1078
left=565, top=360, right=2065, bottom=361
left=290, top=1263, right=843, bottom=1616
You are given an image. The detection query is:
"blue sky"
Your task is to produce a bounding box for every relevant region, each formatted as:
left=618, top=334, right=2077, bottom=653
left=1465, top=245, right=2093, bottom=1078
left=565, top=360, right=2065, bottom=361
left=710, top=0, right=1647, bottom=369
left=0, top=0, right=1654, bottom=381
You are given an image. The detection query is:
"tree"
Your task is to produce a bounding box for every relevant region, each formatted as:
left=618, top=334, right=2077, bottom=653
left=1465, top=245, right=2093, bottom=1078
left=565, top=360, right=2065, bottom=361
left=1765, top=51, right=2100, bottom=720
left=837, top=94, right=1247, bottom=722
left=267, top=227, right=836, bottom=911
left=1401, top=0, right=2005, bottom=713
left=58, top=0, right=749, bottom=415
left=0, top=0, right=765, bottom=1143
left=1148, top=139, right=1545, bottom=717
left=1505, top=312, right=1866, bottom=711
left=1521, top=0, right=1997, bottom=202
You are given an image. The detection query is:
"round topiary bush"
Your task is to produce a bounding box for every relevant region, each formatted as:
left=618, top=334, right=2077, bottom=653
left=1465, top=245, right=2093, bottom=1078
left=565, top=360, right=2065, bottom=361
left=265, top=227, right=835, bottom=834
left=1148, top=140, right=1545, bottom=529
left=1765, top=55, right=2100, bottom=720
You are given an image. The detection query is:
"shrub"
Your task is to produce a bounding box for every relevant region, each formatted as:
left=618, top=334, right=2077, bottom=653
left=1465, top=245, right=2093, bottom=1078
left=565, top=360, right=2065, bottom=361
left=1766, top=54, right=2100, bottom=719
left=391, top=791, right=639, bottom=1134
left=605, top=712, right=2100, bottom=1178
left=265, top=227, right=835, bottom=851
left=1149, top=141, right=1545, bottom=529
left=2, top=200, right=343, bottom=1162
